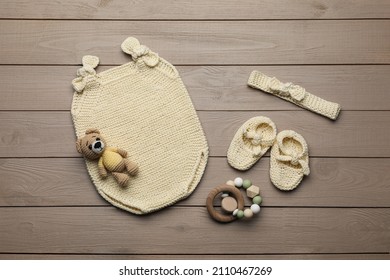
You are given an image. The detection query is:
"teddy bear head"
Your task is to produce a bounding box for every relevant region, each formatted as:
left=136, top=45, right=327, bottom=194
left=76, top=129, right=107, bottom=160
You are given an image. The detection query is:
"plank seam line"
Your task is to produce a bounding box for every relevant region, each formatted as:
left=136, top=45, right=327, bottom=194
left=2, top=109, right=390, bottom=113
left=1, top=156, right=390, bottom=159
left=0, top=252, right=388, bottom=256
left=0, top=206, right=389, bottom=209
left=1, top=63, right=390, bottom=67
left=0, top=18, right=389, bottom=22
left=2, top=156, right=390, bottom=159
left=3, top=110, right=390, bottom=113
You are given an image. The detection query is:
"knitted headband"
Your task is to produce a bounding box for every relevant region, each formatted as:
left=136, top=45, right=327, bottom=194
left=248, top=71, right=341, bottom=120
left=71, top=37, right=209, bottom=214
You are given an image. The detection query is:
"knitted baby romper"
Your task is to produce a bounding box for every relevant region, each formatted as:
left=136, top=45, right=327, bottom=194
left=71, top=37, right=209, bottom=214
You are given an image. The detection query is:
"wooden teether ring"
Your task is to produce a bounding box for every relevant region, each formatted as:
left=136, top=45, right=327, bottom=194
left=206, top=184, right=245, bottom=223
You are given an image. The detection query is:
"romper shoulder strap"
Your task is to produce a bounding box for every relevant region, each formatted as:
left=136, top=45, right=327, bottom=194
left=121, top=37, right=159, bottom=67
left=121, top=37, right=178, bottom=79
left=72, top=55, right=100, bottom=93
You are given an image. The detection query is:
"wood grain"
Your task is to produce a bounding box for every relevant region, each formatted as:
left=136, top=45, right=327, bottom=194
left=2, top=65, right=390, bottom=111
left=202, top=111, right=390, bottom=157
left=1, top=254, right=389, bottom=260
left=1, top=0, right=389, bottom=19
left=0, top=207, right=389, bottom=254
left=1, top=20, right=389, bottom=65
left=1, top=0, right=389, bottom=261
left=1, top=158, right=390, bottom=207
left=1, top=111, right=389, bottom=157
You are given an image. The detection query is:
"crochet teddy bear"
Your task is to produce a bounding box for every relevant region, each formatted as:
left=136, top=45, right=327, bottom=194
left=76, top=129, right=139, bottom=186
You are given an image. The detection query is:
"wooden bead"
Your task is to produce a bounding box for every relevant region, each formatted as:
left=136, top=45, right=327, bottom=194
left=226, top=180, right=235, bottom=187
left=236, top=210, right=244, bottom=219
left=246, top=185, right=260, bottom=198
left=221, top=193, right=229, bottom=198
left=244, top=208, right=253, bottom=218
left=252, top=195, right=262, bottom=205
left=221, top=196, right=238, bottom=213
left=234, top=177, right=243, bottom=188
left=233, top=209, right=239, bottom=216
left=250, top=204, right=261, bottom=214
left=243, top=179, right=252, bottom=189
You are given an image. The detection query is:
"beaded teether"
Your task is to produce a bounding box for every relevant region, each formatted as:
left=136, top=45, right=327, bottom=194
left=206, top=177, right=263, bottom=223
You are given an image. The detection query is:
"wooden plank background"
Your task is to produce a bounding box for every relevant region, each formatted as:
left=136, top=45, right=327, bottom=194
left=2, top=0, right=390, bottom=19
left=1, top=20, right=389, bottom=65
left=0, top=0, right=389, bottom=260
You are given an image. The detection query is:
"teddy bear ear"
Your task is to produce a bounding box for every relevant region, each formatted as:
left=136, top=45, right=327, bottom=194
left=76, top=139, right=82, bottom=154
left=86, top=128, right=100, bottom=135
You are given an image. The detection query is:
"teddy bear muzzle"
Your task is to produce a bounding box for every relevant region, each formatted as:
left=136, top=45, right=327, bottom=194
left=91, top=139, right=105, bottom=154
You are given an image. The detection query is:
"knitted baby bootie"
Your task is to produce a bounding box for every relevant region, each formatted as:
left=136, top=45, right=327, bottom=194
left=270, top=130, right=310, bottom=191
left=227, top=116, right=277, bottom=170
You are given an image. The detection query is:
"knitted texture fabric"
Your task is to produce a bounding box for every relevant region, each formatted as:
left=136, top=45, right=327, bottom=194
left=248, top=71, right=341, bottom=120
left=270, top=130, right=310, bottom=191
left=71, top=37, right=209, bottom=214
left=227, top=116, right=277, bottom=170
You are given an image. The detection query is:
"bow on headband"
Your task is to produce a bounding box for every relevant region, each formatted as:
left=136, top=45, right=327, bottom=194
left=121, top=37, right=159, bottom=67
left=72, top=55, right=99, bottom=93
left=276, top=153, right=310, bottom=175
left=269, top=77, right=306, bottom=102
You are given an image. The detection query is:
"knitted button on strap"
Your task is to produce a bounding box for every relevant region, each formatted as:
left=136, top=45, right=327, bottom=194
left=227, top=116, right=277, bottom=170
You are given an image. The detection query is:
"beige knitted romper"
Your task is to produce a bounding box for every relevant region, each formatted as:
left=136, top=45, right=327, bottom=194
left=71, top=37, right=209, bottom=214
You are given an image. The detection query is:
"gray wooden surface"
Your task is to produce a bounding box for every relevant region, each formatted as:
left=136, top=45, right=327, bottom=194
left=0, top=0, right=389, bottom=260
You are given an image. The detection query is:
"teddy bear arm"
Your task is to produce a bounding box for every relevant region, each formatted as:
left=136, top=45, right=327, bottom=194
left=98, top=157, right=108, bottom=178
left=116, top=148, right=128, bottom=158
left=106, top=147, right=117, bottom=152
left=106, top=147, right=125, bottom=156
left=106, top=147, right=127, bottom=157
